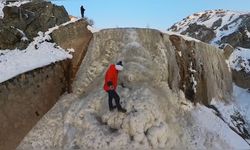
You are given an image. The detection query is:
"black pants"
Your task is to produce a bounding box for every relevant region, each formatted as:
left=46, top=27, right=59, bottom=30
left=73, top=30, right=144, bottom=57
left=107, top=90, right=122, bottom=110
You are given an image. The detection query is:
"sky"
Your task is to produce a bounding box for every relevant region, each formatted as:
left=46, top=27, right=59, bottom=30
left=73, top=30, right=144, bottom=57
left=53, top=0, right=250, bottom=30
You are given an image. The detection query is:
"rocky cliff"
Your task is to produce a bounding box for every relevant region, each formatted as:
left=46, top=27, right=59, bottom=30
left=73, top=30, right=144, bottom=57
left=169, top=10, right=250, bottom=89
left=0, top=60, right=69, bottom=150
left=17, top=28, right=242, bottom=150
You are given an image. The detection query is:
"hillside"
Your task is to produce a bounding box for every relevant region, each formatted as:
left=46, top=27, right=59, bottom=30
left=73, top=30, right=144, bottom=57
left=169, top=10, right=250, bottom=89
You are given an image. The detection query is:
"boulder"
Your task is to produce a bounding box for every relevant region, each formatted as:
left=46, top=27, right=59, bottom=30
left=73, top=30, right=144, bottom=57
left=51, top=19, right=93, bottom=89
left=0, top=1, right=70, bottom=50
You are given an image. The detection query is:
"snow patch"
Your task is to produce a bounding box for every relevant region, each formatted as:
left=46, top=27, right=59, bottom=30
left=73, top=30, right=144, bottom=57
left=87, top=25, right=99, bottom=33
left=16, top=28, right=29, bottom=42
left=0, top=42, right=72, bottom=83
left=0, top=1, right=4, bottom=18
left=6, top=0, right=30, bottom=7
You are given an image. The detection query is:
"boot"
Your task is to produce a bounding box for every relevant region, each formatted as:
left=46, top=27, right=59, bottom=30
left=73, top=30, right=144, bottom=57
left=118, top=107, right=127, bottom=113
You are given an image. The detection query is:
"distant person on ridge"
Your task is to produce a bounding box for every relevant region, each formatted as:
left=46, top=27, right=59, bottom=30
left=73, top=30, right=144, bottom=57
left=103, top=61, right=127, bottom=113
left=80, top=5, right=85, bottom=18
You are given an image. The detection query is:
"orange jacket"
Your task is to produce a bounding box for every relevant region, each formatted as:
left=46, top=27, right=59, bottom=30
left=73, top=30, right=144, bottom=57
left=103, top=64, right=118, bottom=91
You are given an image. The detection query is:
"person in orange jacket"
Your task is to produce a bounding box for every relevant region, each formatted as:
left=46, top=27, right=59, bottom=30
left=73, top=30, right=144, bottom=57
left=103, top=61, right=127, bottom=113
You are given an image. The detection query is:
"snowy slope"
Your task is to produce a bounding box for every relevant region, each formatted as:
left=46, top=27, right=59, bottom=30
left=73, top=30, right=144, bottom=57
left=190, top=104, right=249, bottom=149
left=209, top=84, right=250, bottom=145
left=169, top=10, right=245, bottom=45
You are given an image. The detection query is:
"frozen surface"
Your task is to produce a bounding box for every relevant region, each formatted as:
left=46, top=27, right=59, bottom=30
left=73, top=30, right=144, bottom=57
left=18, top=28, right=249, bottom=150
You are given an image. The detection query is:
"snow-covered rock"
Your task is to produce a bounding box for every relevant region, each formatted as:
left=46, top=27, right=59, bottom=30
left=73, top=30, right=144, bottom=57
left=0, top=0, right=69, bottom=50
left=169, top=10, right=250, bottom=47
left=17, top=28, right=248, bottom=150
left=169, top=10, right=250, bottom=88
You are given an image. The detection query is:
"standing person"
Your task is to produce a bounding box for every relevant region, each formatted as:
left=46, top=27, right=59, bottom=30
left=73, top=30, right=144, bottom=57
left=80, top=5, right=85, bottom=18
left=103, top=61, right=127, bottom=113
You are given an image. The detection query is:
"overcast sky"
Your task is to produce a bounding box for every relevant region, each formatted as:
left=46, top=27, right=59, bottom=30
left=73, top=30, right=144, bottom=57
left=53, top=0, right=250, bottom=30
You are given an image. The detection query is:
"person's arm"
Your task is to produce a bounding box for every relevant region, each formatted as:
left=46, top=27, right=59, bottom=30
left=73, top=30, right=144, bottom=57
left=107, top=81, right=114, bottom=90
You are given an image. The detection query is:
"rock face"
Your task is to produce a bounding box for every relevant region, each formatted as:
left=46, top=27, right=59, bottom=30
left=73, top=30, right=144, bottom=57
left=0, top=60, right=70, bottom=150
left=51, top=19, right=93, bottom=91
left=168, top=10, right=250, bottom=89
left=0, top=1, right=70, bottom=50
left=18, top=28, right=234, bottom=150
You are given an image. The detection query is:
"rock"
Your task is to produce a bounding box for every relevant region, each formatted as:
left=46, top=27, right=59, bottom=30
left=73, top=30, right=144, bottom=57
left=0, top=1, right=70, bottom=50
left=0, top=26, right=29, bottom=49
left=169, top=34, right=232, bottom=104
left=0, top=60, right=70, bottom=150
left=211, top=18, right=222, bottom=30
left=51, top=19, right=93, bottom=86
left=221, top=31, right=243, bottom=48
left=168, top=10, right=250, bottom=89
left=181, top=23, right=216, bottom=43
left=223, top=44, right=234, bottom=59
left=17, top=28, right=233, bottom=150
left=232, top=70, right=250, bottom=89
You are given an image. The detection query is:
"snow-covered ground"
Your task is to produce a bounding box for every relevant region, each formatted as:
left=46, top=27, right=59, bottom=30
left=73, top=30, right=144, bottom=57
left=209, top=84, right=250, bottom=145
left=0, top=42, right=72, bottom=83
left=191, top=104, right=249, bottom=149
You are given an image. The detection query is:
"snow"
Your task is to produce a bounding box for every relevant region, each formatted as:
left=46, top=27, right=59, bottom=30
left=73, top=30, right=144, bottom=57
left=192, top=104, right=250, bottom=149
left=233, top=85, right=250, bottom=123
left=169, top=10, right=246, bottom=45
left=0, top=19, right=84, bottom=83
left=6, top=0, right=30, bottom=7
left=209, top=84, right=250, bottom=146
left=246, top=29, right=250, bottom=38
left=87, top=25, right=100, bottom=33
left=0, top=0, right=31, bottom=18
left=229, top=47, right=250, bottom=73
left=16, top=28, right=28, bottom=41
left=0, top=42, right=72, bottom=83
left=0, top=1, right=4, bottom=18
left=164, top=31, right=200, bottom=42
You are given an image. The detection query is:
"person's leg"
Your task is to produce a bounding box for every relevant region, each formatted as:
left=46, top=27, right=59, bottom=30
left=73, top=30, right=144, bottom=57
left=112, top=90, right=126, bottom=112
left=108, top=90, right=115, bottom=111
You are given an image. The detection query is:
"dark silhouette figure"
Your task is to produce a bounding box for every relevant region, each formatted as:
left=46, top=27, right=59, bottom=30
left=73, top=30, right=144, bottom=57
left=80, top=5, right=85, bottom=18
